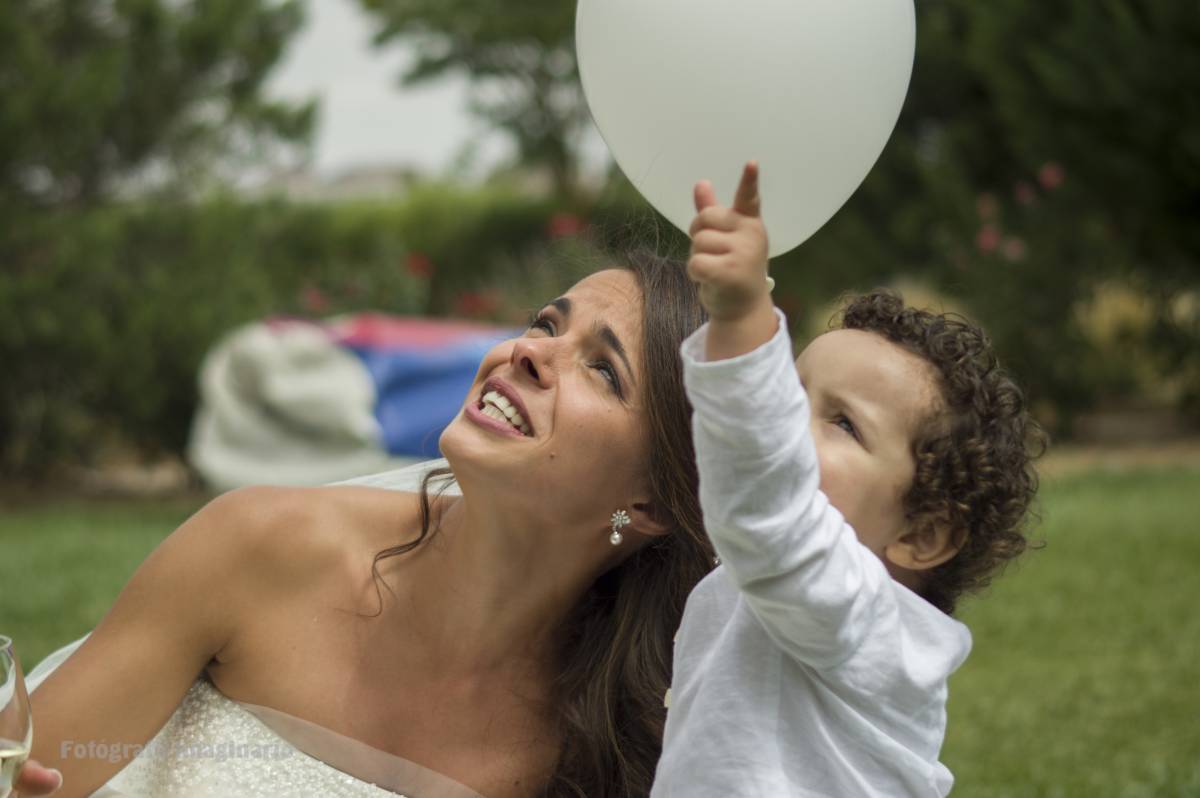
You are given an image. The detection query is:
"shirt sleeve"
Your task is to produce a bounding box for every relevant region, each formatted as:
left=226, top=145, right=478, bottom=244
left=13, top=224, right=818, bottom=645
left=681, top=311, right=896, bottom=670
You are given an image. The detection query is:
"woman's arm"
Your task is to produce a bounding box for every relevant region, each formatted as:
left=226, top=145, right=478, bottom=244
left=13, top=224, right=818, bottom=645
left=29, top=488, right=276, bottom=797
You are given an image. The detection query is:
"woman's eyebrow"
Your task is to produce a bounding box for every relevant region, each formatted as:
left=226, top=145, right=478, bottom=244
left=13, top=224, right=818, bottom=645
left=546, top=295, right=635, bottom=385
left=594, top=320, right=635, bottom=383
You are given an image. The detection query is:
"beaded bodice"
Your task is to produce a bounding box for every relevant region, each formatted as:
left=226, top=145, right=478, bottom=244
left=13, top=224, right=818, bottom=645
left=101, top=679, right=407, bottom=797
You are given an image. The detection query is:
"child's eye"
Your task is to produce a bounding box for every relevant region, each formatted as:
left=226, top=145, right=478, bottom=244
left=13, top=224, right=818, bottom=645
left=834, top=415, right=859, bottom=441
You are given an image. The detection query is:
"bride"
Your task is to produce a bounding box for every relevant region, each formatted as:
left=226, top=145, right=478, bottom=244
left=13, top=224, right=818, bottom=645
left=22, top=253, right=713, bottom=798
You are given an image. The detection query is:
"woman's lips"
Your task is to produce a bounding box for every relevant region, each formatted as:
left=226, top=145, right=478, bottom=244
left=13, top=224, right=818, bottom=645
left=465, top=402, right=527, bottom=438
left=480, top=376, right=534, bottom=435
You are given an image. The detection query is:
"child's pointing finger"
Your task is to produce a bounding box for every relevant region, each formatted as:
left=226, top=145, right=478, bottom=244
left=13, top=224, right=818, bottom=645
left=732, top=161, right=761, bottom=218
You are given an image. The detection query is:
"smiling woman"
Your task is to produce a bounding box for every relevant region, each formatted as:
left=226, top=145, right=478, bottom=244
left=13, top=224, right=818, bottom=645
left=25, top=249, right=713, bottom=798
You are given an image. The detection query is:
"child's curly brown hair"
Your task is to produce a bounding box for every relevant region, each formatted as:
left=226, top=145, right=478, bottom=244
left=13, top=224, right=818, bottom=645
left=838, top=290, right=1047, bottom=614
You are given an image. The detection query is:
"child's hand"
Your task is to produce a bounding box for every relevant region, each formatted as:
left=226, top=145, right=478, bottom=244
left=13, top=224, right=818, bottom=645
left=689, top=162, right=778, bottom=361
left=688, top=161, right=771, bottom=323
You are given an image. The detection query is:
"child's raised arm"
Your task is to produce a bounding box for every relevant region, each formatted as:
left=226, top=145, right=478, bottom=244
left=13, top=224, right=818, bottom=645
left=682, top=167, right=961, bottom=673
left=687, top=162, right=776, bottom=362
left=682, top=323, right=892, bottom=669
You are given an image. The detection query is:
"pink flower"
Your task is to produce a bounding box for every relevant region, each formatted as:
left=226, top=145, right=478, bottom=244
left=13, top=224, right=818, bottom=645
left=1002, top=237, right=1028, bottom=262
left=455, top=290, right=501, bottom=318
left=1014, top=181, right=1037, bottom=206
left=547, top=212, right=584, bottom=238
left=301, top=285, right=329, bottom=314
left=404, top=252, right=434, bottom=279
left=1038, top=162, right=1065, bottom=191
left=976, top=193, right=999, bottom=220
left=975, top=224, right=1001, bottom=254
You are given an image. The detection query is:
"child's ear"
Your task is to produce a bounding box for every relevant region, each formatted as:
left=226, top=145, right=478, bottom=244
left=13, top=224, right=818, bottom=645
left=884, top=517, right=962, bottom=572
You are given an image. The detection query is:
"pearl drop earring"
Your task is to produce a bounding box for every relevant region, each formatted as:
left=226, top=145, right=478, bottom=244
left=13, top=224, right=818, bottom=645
left=610, top=510, right=631, bottom=546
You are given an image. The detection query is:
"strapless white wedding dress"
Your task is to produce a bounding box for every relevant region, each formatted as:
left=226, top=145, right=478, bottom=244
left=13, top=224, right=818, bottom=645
left=28, top=461, right=479, bottom=798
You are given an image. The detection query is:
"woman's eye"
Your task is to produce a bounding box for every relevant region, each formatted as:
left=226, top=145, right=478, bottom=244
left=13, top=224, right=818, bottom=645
left=528, top=315, right=556, bottom=335
left=592, top=361, right=622, bottom=396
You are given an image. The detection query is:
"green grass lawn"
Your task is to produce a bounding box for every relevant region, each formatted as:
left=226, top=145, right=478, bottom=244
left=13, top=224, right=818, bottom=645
left=2, top=467, right=1199, bottom=795
left=944, top=466, right=1200, bottom=797
left=0, top=496, right=208, bottom=666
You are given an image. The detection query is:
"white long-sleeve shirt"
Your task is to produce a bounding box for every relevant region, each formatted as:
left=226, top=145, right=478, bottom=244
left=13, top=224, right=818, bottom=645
left=652, top=314, right=972, bottom=797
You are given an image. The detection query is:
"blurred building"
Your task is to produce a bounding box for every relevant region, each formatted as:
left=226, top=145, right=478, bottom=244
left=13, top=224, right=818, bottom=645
left=248, top=163, right=423, bottom=202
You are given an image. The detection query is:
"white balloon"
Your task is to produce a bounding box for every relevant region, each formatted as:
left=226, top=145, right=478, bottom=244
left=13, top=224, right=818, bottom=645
left=577, top=0, right=915, bottom=257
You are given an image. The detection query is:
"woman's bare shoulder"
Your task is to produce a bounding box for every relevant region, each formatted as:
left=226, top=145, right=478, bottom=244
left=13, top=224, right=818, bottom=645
left=205, top=484, right=423, bottom=590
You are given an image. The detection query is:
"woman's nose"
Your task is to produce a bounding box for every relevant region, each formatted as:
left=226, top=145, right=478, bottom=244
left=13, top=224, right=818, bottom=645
left=510, top=337, right=556, bottom=388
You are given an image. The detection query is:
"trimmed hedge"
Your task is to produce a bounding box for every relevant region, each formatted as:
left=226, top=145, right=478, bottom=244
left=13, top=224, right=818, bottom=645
left=2, top=180, right=1193, bottom=478
left=0, top=186, right=570, bottom=475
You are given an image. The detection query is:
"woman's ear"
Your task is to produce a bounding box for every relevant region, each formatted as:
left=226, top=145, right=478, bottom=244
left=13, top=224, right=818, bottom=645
left=627, top=499, right=672, bottom=540
left=884, top=517, right=962, bottom=572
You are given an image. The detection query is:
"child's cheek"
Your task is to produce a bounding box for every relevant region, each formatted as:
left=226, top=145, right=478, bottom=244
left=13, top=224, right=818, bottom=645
left=815, top=442, right=855, bottom=518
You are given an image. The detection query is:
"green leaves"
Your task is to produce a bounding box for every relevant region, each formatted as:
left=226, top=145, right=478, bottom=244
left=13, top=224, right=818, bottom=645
left=0, top=0, right=312, bottom=207
left=769, top=0, right=1199, bottom=430
left=357, top=0, right=585, bottom=197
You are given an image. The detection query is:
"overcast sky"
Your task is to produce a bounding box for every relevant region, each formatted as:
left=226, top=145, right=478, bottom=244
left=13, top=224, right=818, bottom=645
left=266, top=1, right=608, bottom=180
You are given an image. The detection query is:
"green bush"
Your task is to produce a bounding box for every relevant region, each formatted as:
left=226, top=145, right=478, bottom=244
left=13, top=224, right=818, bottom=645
left=0, top=186, right=568, bottom=476
left=2, top=174, right=1194, bottom=478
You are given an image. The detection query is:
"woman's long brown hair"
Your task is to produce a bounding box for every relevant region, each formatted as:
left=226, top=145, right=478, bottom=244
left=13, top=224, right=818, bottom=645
left=371, top=248, right=713, bottom=796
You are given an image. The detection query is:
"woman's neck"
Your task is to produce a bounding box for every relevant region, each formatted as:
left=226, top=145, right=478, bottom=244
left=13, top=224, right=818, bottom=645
left=381, top=489, right=596, bottom=681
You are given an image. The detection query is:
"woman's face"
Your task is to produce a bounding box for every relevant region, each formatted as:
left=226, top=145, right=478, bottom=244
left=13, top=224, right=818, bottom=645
left=441, top=269, right=652, bottom=537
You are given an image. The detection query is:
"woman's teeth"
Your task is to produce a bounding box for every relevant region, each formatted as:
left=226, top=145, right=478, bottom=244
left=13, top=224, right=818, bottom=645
left=481, top=390, right=531, bottom=435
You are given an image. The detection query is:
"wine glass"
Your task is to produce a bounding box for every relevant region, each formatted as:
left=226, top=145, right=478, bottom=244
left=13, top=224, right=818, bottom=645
left=0, top=636, right=32, bottom=798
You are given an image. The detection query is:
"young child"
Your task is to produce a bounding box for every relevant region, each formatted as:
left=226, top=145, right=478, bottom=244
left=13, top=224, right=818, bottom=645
left=652, top=162, right=1043, bottom=796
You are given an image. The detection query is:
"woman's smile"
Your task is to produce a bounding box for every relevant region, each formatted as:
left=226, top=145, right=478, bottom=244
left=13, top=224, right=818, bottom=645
left=479, top=377, right=534, bottom=435
left=466, top=399, right=531, bottom=439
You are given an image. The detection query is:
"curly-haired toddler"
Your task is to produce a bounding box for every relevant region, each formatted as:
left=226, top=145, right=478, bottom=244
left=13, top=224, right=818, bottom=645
left=651, top=163, right=1044, bottom=797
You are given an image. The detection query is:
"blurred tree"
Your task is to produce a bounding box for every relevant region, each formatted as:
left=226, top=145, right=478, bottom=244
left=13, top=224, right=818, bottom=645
left=0, top=0, right=313, bottom=477
left=775, top=0, right=1199, bottom=426
left=961, top=0, right=1200, bottom=415
left=0, top=0, right=314, bottom=209
left=357, top=0, right=585, bottom=198
left=966, top=1, right=1199, bottom=275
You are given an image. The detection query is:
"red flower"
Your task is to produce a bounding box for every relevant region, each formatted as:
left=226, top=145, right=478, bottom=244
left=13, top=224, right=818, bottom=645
left=404, top=252, right=434, bottom=279
left=1014, top=181, right=1037, bottom=206
left=1038, top=162, right=1065, bottom=191
left=1002, top=237, right=1028, bottom=262
left=975, top=224, right=1001, bottom=254
left=455, top=290, right=501, bottom=318
left=301, top=285, right=329, bottom=314
left=976, top=193, right=999, bottom=221
left=547, top=212, right=584, bottom=238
